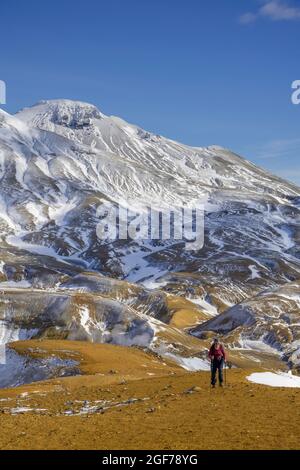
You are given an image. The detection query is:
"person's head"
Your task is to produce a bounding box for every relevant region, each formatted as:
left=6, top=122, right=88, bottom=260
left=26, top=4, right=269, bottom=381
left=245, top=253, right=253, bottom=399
left=213, top=337, right=220, bottom=347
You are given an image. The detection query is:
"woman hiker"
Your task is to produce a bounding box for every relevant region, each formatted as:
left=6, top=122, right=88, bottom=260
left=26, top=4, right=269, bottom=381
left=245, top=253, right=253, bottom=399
left=208, top=338, right=226, bottom=388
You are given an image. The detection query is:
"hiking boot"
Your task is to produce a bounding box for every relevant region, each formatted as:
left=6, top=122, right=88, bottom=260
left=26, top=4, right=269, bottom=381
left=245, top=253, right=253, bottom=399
left=219, top=383, right=223, bottom=387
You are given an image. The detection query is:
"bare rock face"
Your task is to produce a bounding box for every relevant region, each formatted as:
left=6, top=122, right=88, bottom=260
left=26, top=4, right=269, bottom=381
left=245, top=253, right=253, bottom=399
left=0, top=100, right=299, bottom=369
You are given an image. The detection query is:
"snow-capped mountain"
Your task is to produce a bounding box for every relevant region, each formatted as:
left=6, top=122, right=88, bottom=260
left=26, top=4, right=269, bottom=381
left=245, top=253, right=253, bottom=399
left=0, top=99, right=299, bottom=369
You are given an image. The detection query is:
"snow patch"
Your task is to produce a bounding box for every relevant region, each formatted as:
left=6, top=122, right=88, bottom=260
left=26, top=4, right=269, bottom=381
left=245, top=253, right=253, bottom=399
left=247, top=371, right=300, bottom=388
left=188, top=297, right=218, bottom=316
left=0, top=261, right=4, bottom=274
left=249, top=265, right=260, bottom=280
left=0, top=280, right=31, bottom=288
left=165, top=353, right=210, bottom=371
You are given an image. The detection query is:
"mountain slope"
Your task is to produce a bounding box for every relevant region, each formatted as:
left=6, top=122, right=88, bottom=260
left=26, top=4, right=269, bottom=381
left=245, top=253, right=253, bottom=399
left=0, top=99, right=299, bottom=370
left=192, top=279, right=300, bottom=368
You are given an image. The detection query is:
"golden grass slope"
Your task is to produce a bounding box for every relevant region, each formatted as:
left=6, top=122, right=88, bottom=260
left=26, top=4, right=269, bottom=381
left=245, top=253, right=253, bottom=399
left=0, top=340, right=298, bottom=450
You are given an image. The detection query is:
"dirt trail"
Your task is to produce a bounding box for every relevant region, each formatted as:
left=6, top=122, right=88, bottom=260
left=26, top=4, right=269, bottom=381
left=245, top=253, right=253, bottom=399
left=0, top=340, right=299, bottom=450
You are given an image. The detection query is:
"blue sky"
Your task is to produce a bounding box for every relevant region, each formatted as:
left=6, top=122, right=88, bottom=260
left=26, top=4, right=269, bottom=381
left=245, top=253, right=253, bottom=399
left=0, top=0, right=299, bottom=185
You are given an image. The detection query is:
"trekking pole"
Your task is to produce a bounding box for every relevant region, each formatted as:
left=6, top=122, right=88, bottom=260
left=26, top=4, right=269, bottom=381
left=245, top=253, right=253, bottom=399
left=224, top=361, right=227, bottom=386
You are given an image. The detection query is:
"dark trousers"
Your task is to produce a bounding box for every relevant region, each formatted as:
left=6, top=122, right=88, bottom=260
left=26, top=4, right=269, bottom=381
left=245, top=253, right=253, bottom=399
left=211, top=358, right=224, bottom=385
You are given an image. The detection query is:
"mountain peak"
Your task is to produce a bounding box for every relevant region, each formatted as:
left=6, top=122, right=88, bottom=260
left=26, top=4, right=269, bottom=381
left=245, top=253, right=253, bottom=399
left=16, top=99, right=105, bottom=130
